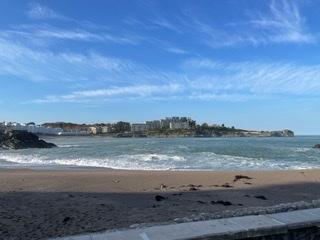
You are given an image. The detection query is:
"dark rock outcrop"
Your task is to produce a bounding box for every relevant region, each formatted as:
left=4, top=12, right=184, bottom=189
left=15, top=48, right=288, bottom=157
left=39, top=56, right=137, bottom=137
left=270, top=129, right=294, bottom=137
left=314, top=144, right=320, bottom=149
left=0, top=130, right=57, bottom=149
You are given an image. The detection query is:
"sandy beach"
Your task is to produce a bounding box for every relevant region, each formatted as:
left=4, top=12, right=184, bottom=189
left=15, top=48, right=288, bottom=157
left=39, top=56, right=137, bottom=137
left=1, top=168, right=320, bottom=239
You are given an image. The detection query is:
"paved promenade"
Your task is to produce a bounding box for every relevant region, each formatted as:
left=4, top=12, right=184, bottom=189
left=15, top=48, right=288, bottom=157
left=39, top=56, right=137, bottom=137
left=52, top=208, right=320, bottom=240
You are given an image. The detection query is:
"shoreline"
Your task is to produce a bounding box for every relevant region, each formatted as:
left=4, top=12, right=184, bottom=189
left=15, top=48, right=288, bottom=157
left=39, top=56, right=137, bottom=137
left=2, top=168, right=320, bottom=239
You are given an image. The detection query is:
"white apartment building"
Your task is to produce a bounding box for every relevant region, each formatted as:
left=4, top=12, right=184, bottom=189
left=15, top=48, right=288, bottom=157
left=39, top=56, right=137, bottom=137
left=146, top=120, right=161, bottom=130
left=131, top=123, right=148, bottom=132
left=101, top=126, right=111, bottom=133
left=169, top=121, right=190, bottom=130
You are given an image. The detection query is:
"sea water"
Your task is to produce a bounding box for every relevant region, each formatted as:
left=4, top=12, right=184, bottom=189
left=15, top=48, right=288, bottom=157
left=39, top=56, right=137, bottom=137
left=0, top=136, right=319, bottom=170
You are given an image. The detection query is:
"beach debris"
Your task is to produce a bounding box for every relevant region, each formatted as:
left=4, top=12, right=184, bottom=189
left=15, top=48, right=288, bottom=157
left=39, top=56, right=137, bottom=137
left=244, top=182, right=252, bottom=185
left=112, top=179, right=120, bottom=183
left=160, top=184, right=167, bottom=190
left=221, top=183, right=233, bottom=188
left=62, top=217, right=71, bottom=224
left=211, top=183, right=233, bottom=188
left=155, top=195, right=166, bottom=201
left=189, top=187, right=198, bottom=191
left=211, top=200, right=232, bottom=206
left=187, top=184, right=202, bottom=188
left=233, top=175, right=253, bottom=182
left=255, top=195, right=268, bottom=200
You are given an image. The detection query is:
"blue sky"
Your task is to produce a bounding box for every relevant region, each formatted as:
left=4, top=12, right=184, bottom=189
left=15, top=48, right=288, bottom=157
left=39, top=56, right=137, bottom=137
left=0, top=0, right=320, bottom=134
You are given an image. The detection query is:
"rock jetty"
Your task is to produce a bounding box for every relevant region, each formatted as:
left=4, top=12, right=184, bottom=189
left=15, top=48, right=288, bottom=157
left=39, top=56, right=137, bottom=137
left=0, top=130, right=57, bottom=149
left=314, top=144, right=320, bottom=149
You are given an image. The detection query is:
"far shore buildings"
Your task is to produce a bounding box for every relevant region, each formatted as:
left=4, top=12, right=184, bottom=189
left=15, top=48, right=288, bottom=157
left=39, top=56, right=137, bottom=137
left=131, top=117, right=196, bottom=133
left=131, top=123, right=148, bottom=133
left=2, top=122, right=63, bottom=135
left=1, top=117, right=197, bottom=135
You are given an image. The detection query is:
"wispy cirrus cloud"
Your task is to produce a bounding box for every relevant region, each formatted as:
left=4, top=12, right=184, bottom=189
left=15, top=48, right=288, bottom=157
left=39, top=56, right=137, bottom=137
left=27, top=2, right=70, bottom=21
left=4, top=24, right=141, bottom=45
left=249, top=0, right=315, bottom=44
left=1, top=31, right=320, bottom=104
left=150, top=17, right=183, bottom=34
left=183, top=58, right=320, bottom=95
left=30, top=84, right=184, bottom=103
left=184, top=0, right=316, bottom=47
left=1, top=1, right=320, bottom=105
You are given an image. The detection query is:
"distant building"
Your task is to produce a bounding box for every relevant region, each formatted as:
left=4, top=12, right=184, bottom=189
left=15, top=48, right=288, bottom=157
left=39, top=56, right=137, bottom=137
left=88, top=126, right=98, bottom=135
left=131, top=123, right=148, bottom=132
left=0, top=122, right=5, bottom=131
left=160, top=117, right=196, bottom=130
left=146, top=120, right=161, bottom=130
left=58, top=131, right=89, bottom=136
left=101, top=126, right=111, bottom=133
left=160, top=119, right=171, bottom=129
left=169, top=121, right=190, bottom=130
left=3, top=122, right=63, bottom=135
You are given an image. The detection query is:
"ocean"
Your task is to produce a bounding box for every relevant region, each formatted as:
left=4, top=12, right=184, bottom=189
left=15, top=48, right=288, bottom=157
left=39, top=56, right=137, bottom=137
left=0, top=136, right=319, bottom=170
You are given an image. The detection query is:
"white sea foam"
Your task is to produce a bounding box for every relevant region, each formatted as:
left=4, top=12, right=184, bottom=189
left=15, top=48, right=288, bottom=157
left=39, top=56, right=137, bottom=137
left=294, top=147, right=312, bottom=153
left=0, top=152, right=181, bottom=170
left=1, top=135, right=319, bottom=171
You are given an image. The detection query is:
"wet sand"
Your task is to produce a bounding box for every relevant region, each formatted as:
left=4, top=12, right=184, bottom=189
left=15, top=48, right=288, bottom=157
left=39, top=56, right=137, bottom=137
left=1, top=168, right=320, bottom=239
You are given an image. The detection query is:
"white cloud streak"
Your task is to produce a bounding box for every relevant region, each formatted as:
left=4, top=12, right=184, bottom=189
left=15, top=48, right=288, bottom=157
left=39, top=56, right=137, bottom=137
left=30, top=84, right=184, bottom=103
left=1, top=1, right=319, bottom=104
left=4, top=24, right=141, bottom=45
left=183, top=58, right=320, bottom=95
left=1, top=35, right=320, bottom=104
left=249, top=0, right=315, bottom=44
left=27, top=3, right=70, bottom=21
left=184, top=0, right=316, bottom=47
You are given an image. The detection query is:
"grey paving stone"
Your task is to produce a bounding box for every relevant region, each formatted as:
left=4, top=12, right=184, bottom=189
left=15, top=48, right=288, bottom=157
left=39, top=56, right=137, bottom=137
left=229, top=215, right=285, bottom=229
left=90, top=229, right=143, bottom=240
left=269, top=209, right=320, bottom=226
left=143, top=219, right=246, bottom=240
left=303, top=208, right=320, bottom=217
left=70, top=235, right=92, bottom=240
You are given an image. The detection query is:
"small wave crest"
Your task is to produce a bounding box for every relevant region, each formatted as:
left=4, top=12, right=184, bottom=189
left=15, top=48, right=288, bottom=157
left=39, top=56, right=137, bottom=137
left=0, top=149, right=319, bottom=171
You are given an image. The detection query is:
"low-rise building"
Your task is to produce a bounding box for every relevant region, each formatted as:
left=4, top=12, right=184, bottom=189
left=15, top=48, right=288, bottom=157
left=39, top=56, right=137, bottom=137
left=101, top=126, right=111, bottom=133
left=169, top=121, right=190, bottom=130
left=88, top=126, right=98, bottom=135
left=131, top=123, right=148, bottom=132
left=146, top=120, right=161, bottom=130
left=160, top=117, right=196, bottom=130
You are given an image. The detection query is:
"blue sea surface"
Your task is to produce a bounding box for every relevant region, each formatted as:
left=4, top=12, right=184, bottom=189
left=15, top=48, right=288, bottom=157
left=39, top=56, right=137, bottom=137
left=0, top=136, right=319, bottom=170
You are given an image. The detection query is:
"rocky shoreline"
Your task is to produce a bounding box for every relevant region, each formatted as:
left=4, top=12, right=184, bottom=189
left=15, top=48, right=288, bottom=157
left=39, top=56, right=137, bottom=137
left=0, top=130, right=57, bottom=149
